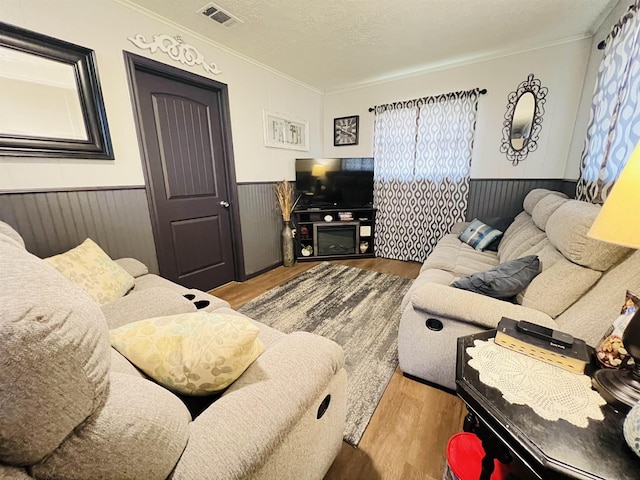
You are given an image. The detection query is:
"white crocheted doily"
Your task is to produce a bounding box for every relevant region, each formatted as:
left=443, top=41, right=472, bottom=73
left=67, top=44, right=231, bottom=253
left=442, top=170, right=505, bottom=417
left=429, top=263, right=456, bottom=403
left=466, top=339, right=606, bottom=428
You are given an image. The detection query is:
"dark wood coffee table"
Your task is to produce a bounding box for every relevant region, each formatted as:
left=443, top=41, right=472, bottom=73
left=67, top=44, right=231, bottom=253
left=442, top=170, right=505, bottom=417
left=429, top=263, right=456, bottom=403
left=456, top=330, right=640, bottom=480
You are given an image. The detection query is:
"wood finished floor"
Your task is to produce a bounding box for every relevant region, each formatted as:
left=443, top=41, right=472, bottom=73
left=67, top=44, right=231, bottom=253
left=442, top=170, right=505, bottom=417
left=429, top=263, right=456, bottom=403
left=210, top=258, right=467, bottom=480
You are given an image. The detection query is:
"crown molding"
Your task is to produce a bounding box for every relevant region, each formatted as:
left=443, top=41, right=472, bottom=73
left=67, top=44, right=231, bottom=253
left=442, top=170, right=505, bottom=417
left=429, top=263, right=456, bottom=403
left=114, top=0, right=598, bottom=97
left=114, top=0, right=323, bottom=95
left=589, top=0, right=624, bottom=37
left=325, top=34, right=593, bottom=96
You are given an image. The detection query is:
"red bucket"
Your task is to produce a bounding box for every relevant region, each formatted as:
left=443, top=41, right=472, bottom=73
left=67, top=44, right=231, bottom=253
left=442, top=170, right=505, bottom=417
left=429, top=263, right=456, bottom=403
left=443, top=433, right=510, bottom=480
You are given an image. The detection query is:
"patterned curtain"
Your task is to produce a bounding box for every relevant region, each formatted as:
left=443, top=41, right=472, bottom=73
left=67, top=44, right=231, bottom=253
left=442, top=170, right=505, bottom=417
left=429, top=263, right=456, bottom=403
left=576, top=2, right=640, bottom=204
left=373, top=89, right=479, bottom=262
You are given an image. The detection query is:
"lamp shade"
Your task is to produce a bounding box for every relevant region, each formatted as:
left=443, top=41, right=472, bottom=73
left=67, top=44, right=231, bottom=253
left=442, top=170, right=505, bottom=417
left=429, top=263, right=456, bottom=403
left=311, top=165, right=327, bottom=177
left=588, top=141, right=640, bottom=249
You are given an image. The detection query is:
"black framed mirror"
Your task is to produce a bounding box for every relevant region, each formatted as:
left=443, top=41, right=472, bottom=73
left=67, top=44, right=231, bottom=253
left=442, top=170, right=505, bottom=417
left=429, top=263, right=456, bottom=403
left=0, top=21, right=113, bottom=159
left=500, top=73, right=548, bottom=166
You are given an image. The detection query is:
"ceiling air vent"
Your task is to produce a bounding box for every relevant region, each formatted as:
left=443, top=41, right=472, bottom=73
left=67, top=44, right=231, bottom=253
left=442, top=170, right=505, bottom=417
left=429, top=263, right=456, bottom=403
left=199, top=3, right=242, bottom=27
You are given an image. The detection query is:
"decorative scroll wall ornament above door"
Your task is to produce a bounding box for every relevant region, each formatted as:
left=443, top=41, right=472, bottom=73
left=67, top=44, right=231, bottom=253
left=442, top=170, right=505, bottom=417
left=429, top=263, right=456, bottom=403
left=500, top=73, right=548, bottom=166
left=127, top=34, right=222, bottom=75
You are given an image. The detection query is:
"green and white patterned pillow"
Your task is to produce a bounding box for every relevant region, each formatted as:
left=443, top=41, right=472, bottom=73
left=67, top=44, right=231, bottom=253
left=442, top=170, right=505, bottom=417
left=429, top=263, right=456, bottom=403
left=110, top=312, right=265, bottom=396
left=46, top=239, right=134, bottom=306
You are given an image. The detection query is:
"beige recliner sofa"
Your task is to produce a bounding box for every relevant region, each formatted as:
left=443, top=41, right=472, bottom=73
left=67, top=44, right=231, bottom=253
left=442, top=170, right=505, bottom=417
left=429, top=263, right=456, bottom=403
left=399, top=189, right=640, bottom=390
left=0, top=221, right=347, bottom=480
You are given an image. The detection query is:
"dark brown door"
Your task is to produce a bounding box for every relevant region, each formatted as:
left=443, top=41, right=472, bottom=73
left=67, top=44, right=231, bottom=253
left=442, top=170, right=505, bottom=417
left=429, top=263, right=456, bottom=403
left=128, top=59, right=239, bottom=291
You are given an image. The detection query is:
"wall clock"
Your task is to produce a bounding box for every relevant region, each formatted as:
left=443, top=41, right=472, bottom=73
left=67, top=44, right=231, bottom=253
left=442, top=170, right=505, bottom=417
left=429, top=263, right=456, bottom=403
left=334, top=115, right=359, bottom=146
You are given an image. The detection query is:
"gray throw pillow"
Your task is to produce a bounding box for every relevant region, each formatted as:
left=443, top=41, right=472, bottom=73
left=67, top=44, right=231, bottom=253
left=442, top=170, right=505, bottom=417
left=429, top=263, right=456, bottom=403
left=450, top=255, right=540, bottom=299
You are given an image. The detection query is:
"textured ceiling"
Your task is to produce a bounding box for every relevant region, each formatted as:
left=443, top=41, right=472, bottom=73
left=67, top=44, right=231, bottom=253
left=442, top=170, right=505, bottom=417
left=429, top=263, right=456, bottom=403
left=123, top=0, right=618, bottom=92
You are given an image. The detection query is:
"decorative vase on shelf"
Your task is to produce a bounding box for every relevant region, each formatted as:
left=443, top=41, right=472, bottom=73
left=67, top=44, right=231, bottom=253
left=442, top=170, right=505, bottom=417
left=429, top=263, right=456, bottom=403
left=281, top=221, right=295, bottom=267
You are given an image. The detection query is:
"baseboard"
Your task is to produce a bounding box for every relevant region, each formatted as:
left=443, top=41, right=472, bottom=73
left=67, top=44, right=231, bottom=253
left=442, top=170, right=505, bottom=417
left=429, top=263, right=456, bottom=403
left=242, top=261, right=282, bottom=281
left=402, top=372, right=457, bottom=396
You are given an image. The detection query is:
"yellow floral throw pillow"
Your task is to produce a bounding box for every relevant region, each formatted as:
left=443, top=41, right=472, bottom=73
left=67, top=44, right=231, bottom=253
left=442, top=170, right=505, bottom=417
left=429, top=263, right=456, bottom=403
left=45, top=238, right=135, bottom=306
left=109, top=312, right=265, bottom=395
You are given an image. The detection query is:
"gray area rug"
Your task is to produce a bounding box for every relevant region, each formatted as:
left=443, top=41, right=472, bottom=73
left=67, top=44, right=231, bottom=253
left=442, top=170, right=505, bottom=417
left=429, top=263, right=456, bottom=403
left=238, top=262, right=413, bottom=446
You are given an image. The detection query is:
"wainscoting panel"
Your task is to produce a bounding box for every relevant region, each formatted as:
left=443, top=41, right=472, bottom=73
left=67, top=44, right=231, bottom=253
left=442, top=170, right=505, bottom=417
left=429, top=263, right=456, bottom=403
left=0, top=187, right=159, bottom=273
left=237, top=183, right=282, bottom=276
left=236, top=179, right=577, bottom=275
left=466, top=179, right=574, bottom=220
left=0, top=180, right=569, bottom=280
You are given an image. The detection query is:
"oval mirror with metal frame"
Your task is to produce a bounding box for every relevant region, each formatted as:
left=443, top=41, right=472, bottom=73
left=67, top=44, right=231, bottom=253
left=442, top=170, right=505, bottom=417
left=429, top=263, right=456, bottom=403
left=0, top=21, right=113, bottom=159
left=500, top=73, right=548, bottom=166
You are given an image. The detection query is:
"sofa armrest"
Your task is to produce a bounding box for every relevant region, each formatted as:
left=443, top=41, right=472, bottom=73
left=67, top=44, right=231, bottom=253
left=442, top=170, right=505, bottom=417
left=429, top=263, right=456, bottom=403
left=410, top=282, right=556, bottom=330
left=170, top=332, right=345, bottom=480
left=102, top=287, right=196, bottom=329
left=114, top=258, right=148, bottom=278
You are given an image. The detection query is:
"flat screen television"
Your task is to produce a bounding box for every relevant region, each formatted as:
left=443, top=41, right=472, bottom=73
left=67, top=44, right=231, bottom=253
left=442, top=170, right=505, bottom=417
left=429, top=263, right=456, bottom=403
left=295, top=158, right=374, bottom=209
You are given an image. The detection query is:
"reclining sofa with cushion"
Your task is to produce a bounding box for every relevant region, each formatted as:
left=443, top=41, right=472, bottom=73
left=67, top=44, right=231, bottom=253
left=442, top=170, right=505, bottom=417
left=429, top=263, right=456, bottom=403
left=399, top=189, right=640, bottom=390
left=0, top=221, right=348, bottom=480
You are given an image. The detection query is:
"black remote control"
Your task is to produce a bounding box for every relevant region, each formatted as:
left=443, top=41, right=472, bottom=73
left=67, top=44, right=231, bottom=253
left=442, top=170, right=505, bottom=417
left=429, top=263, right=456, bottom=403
left=516, top=320, right=574, bottom=347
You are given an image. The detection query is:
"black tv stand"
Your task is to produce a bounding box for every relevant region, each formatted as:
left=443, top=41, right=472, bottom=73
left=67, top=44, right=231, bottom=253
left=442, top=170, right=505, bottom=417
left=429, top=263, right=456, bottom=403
left=293, top=207, right=376, bottom=261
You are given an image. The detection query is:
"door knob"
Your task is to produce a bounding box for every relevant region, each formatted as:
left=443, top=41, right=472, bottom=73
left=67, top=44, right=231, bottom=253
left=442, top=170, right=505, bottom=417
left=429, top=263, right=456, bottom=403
left=220, top=200, right=230, bottom=208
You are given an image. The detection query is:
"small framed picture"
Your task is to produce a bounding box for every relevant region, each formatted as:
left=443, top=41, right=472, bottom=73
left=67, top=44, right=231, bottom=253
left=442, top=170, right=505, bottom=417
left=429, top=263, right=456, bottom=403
left=263, top=110, right=309, bottom=151
left=334, top=115, right=359, bottom=146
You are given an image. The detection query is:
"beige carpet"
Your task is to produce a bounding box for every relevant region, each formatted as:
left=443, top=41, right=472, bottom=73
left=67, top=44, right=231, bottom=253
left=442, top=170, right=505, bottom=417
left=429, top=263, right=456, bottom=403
left=238, top=262, right=413, bottom=446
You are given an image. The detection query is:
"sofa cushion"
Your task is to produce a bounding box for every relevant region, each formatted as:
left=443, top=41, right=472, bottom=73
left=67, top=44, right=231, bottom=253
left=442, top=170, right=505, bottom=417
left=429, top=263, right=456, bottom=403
left=109, top=348, right=145, bottom=378
left=30, top=372, right=191, bottom=480
left=517, top=257, right=602, bottom=318
left=101, top=287, right=197, bottom=330
left=45, top=239, right=135, bottom=306
left=110, top=312, right=265, bottom=395
left=0, top=465, right=31, bottom=479
left=171, top=332, right=345, bottom=480
left=522, top=188, right=567, bottom=215
left=451, top=255, right=540, bottom=300
left=517, top=238, right=561, bottom=265
left=0, top=241, right=111, bottom=465
left=421, top=234, right=499, bottom=276
left=546, top=200, right=631, bottom=271
left=556, top=250, right=640, bottom=346
left=498, top=211, right=530, bottom=250
left=133, top=273, right=190, bottom=293
left=458, top=219, right=503, bottom=251
left=498, top=214, right=547, bottom=263
left=401, top=268, right=458, bottom=312
left=531, top=194, right=568, bottom=231
left=514, top=240, right=602, bottom=318
left=114, top=257, right=149, bottom=278
left=0, top=221, right=25, bottom=249
left=410, top=282, right=556, bottom=330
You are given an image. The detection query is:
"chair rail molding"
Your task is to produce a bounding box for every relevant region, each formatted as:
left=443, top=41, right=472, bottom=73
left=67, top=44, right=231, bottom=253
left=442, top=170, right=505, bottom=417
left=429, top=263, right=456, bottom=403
left=127, top=33, right=222, bottom=75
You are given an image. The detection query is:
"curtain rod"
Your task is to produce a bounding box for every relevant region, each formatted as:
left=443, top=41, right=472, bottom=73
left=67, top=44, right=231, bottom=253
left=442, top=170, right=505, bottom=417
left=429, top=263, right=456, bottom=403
left=598, top=1, right=639, bottom=50
left=367, top=88, right=487, bottom=113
